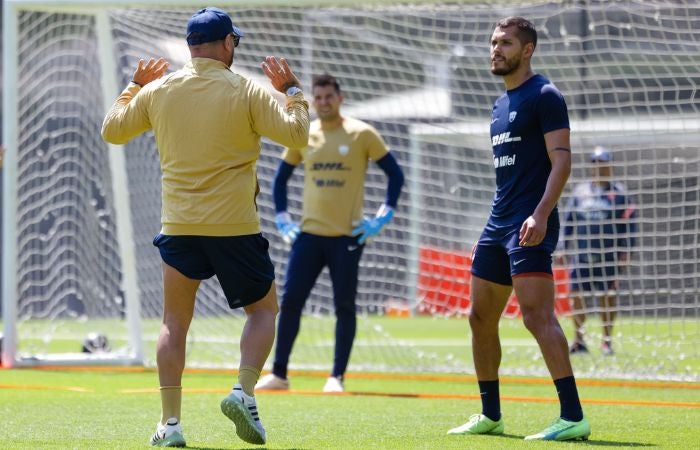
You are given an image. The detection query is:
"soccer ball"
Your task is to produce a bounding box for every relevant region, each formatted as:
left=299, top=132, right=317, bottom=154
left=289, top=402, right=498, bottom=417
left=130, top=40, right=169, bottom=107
left=81, top=332, right=111, bottom=353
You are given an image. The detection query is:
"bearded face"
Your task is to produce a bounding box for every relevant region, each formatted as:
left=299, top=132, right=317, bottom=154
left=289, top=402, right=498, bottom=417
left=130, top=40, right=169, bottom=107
left=490, top=52, right=522, bottom=76
left=489, top=25, right=527, bottom=76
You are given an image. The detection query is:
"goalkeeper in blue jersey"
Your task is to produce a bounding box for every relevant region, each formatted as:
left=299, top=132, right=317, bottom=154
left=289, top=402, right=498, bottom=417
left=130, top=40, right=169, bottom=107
left=564, top=146, right=637, bottom=356
left=447, top=17, right=589, bottom=441
left=255, top=74, right=404, bottom=393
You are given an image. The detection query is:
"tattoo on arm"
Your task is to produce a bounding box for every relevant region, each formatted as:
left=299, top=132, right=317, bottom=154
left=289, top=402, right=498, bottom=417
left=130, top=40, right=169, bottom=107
left=552, top=147, right=571, bottom=153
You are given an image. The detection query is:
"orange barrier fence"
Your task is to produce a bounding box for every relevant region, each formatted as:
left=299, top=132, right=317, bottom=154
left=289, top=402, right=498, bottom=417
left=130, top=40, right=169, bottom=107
left=416, top=246, right=571, bottom=317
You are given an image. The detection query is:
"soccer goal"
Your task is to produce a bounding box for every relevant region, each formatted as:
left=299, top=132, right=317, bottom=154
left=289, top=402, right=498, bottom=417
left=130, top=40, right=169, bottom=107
left=3, top=0, right=699, bottom=381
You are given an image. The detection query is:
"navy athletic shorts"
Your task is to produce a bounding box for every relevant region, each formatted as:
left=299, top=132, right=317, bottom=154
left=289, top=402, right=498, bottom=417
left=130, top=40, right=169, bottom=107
left=153, top=233, right=275, bottom=309
left=471, top=217, right=559, bottom=286
left=569, top=252, right=618, bottom=293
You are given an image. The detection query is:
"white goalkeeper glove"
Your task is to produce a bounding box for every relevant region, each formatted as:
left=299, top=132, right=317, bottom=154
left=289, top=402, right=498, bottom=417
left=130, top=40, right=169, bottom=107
left=351, top=204, right=394, bottom=245
left=275, top=212, right=300, bottom=245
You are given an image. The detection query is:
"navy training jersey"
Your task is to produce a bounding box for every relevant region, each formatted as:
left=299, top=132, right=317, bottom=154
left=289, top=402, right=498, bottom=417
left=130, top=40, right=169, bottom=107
left=488, top=74, right=569, bottom=226
left=563, top=181, right=638, bottom=252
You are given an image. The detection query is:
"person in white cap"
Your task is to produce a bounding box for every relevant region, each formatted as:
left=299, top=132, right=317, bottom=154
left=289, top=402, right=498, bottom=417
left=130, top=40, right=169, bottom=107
left=563, top=146, right=637, bottom=356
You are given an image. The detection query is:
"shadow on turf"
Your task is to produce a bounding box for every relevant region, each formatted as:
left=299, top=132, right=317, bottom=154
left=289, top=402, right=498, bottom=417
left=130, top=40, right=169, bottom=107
left=496, top=434, right=653, bottom=446
left=573, top=441, right=654, bottom=447
left=187, top=447, right=308, bottom=450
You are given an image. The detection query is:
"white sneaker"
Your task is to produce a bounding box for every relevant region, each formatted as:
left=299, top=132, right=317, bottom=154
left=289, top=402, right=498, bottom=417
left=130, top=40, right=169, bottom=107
left=220, top=384, right=266, bottom=445
left=255, top=373, right=290, bottom=391
left=149, top=417, right=186, bottom=447
left=322, top=376, right=344, bottom=393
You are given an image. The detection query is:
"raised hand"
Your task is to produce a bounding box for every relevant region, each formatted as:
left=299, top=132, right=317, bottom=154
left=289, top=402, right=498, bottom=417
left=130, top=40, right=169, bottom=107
left=261, top=56, right=301, bottom=93
left=351, top=205, right=395, bottom=245
left=275, top=211, right=300, bottom=245
left=132, top=57, right=169, bottom=87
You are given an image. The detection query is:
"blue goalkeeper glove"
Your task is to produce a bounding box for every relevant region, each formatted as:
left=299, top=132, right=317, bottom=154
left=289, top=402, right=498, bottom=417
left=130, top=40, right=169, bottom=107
left=275, top=212, right=300, bottom=245
left=351, top=204, right=394, bottom=245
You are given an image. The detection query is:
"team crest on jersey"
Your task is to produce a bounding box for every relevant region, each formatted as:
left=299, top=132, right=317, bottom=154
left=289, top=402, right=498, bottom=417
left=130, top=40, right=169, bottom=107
left=338, top=145, right=349, bottom=156
left=509, top=111, right=517, bottom=122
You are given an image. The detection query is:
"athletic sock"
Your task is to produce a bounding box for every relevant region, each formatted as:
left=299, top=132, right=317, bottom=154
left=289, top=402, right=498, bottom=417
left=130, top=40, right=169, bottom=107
left=159, top=386, right=182, bottom=425
left=478, top=379, right=501, bottom=422
left=238, top=365, right=261, bottom=396
left=554, top=375, right=584, bottom=421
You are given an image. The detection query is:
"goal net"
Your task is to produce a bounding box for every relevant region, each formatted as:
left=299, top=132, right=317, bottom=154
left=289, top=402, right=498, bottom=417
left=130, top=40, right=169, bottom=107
left=3, top=0, right=698, bottom=381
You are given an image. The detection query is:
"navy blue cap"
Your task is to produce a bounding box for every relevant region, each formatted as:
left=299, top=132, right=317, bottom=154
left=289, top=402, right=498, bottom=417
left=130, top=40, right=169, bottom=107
left=590, top=145, right=612, bottom=162
left=186, top=7, right=244, bottom=45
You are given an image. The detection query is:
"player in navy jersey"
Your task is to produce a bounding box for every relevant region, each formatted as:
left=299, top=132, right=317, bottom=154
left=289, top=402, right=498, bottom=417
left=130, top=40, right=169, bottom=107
left=447, top=17, right=590, bottom=441
left=564, top=146, right=637, bottom=356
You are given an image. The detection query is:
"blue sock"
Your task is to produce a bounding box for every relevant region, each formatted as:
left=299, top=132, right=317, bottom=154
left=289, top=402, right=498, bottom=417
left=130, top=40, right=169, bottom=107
left=478, top=379, right=501, bottom=421
left=554, top=376, right=584, bottom=421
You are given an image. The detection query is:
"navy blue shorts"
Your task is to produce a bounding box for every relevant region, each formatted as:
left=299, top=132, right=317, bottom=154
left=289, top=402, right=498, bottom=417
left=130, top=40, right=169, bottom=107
left=570, top=253, right=618, bottom=293
left=153, top=233, right=275, bottom=309
left=471, top=218, right=559, bottom=286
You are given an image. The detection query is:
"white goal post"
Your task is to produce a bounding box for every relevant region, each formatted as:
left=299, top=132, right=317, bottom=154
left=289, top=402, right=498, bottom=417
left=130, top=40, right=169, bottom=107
left=2, top=1, right=148, bottom=366
left=2, top=0, right=699, bottom=381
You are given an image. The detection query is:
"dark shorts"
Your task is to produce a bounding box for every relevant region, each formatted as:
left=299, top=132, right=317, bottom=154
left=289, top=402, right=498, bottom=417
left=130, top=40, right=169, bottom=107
left=153, top=233, right=275, bottom=309
left=570, top=253, right=618, bottom=293
left=471, top=219, right=559, bottom=286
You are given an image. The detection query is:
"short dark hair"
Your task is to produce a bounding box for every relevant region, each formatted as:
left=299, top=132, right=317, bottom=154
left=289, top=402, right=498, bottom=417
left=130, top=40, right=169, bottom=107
left=496, top=16, right=537, bottom=49
left=312, top=73, right=341, bottom=93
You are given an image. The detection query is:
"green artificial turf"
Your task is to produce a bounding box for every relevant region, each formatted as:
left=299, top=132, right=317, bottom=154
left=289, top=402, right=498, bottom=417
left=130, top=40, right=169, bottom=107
left=0, top=368, right=697, bottom=449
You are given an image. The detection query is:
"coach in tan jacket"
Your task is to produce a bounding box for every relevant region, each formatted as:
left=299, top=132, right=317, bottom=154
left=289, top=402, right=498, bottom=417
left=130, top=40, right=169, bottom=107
left=102, top=6, right=309, bottom=447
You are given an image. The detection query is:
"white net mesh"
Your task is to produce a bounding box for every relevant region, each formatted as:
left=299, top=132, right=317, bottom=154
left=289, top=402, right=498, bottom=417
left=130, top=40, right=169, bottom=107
left=5, top=0, right=699, bottom=380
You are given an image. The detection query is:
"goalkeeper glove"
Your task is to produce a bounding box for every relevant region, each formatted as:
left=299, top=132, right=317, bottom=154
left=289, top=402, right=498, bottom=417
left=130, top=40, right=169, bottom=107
left=351, top=204, right=394, bottom=245
left=275, top=212, right=300, bottom=245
